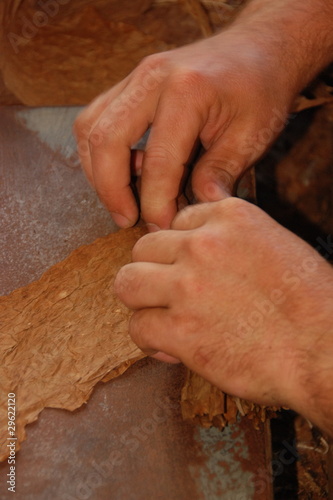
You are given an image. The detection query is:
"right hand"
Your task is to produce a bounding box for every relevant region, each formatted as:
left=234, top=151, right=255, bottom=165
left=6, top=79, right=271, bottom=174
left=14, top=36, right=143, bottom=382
left=74, top=30, right=294, bottom=229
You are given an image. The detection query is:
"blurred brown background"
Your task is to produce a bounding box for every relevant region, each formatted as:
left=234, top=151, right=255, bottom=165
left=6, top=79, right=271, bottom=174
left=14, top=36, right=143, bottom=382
left=0, top=0, right=243, bottom=106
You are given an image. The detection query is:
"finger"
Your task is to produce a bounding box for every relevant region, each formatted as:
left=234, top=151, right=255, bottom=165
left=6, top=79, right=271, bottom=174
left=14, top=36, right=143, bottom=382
left=138, top=347, right=180, bottom=364
left=140, top=91, right=201, bottom=229
left=129, top=308, right=181, bottom=358
left=151, top=352, right=181, bottom=364
left=88, top=94, right=158, bottom=228
left=171, top=201, right=223, bottom=231
left=192, top=125, right=252, bottom=202
left=130, top=149, right=144, bottom=176
left=131, top=230, right=183, bottom=264
left=73, top=79, right=130, bottom=186
left=114, top=262, right=173, bottom=309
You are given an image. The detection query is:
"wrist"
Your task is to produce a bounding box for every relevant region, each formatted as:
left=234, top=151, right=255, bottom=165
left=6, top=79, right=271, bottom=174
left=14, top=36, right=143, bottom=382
left=283, top=266, right=333, bottom=436
left=226, top=0, right=333, bottom=100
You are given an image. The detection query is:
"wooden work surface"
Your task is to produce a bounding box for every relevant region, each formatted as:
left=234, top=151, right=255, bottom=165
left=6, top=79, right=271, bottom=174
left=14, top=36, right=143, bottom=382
left=0, top=106, right=272, bottom=500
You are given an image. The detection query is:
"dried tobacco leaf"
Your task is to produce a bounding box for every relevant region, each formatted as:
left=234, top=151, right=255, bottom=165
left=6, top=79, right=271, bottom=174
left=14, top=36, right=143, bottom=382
left=0, top=227, right=146, bottom=461
left=181, top=369, right=278, bottom=430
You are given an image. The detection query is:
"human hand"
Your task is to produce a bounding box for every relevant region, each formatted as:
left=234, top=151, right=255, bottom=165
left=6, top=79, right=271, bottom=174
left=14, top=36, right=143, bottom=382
left=114, top=198, right=333, bottom=434
left=74, top=30, right=293, bottom=230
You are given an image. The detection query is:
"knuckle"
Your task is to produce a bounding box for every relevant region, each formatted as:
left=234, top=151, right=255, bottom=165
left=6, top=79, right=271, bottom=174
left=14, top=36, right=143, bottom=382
left=171, top=270, right=204, bottom=308
left=171, top=204, right=199, bottom=229
left=171, top=310, right=198, bottom=337
left=172, top=273, right=189, bottom=298
left=192, top=230, right=214, bottom=256
left=222, top=197, right=253, bottom=224
left=88, top=121, right=120, bottom=150
left=131, top=234, right=150, bottom=261
left=131, top=54, right=168, bottom=90
left=171, top=69, right=206, bottom=94
left=137, top=53, right=168, bottom=73
left=73, top=112, right=90, bottom=140
left=182, top=231, right=200, bottom=257
left=183, top=227, right=222, bottom=261
left=144, top=143, right=178, bottom=169
left=88, top=124, right=104, bottom=148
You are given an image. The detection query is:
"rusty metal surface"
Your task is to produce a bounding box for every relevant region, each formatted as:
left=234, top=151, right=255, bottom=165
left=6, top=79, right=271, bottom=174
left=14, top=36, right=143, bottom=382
left=328, top=439, right=333, bottom=500
left=0, top=106, right=272, bottom=500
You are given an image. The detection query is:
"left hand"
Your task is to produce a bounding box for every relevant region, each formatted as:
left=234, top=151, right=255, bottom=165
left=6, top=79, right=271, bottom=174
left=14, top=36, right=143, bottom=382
left=114, top=198, right=333, bottom=422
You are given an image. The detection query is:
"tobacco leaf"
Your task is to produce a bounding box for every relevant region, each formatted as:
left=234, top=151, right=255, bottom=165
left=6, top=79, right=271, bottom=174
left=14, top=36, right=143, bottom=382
left=181, top=370, right=278, bottom=431
left=0, top=227, right=146, bottom=461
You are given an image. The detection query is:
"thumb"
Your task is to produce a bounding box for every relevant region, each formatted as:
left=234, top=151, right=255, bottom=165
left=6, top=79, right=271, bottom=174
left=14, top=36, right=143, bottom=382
left=191, top=142, right=248, bottom=203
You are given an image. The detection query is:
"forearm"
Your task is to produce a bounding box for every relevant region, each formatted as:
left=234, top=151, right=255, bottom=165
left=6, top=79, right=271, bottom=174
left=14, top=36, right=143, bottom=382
left=297, top=323, right=333, bottom=437
left=228, top=0, right=333, bottom=99
left=288, top=267, right=333, bottom=437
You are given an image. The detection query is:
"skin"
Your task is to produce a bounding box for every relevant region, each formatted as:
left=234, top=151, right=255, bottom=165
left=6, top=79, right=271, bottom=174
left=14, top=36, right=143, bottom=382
left=74, top=0, right=333, bottom=435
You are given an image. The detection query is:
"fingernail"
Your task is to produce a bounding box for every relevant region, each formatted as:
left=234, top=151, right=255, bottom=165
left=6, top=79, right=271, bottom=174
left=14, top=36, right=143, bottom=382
left=146, top=223, right=161, bottom=233
left=111, top=212, right=132, bottom=228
